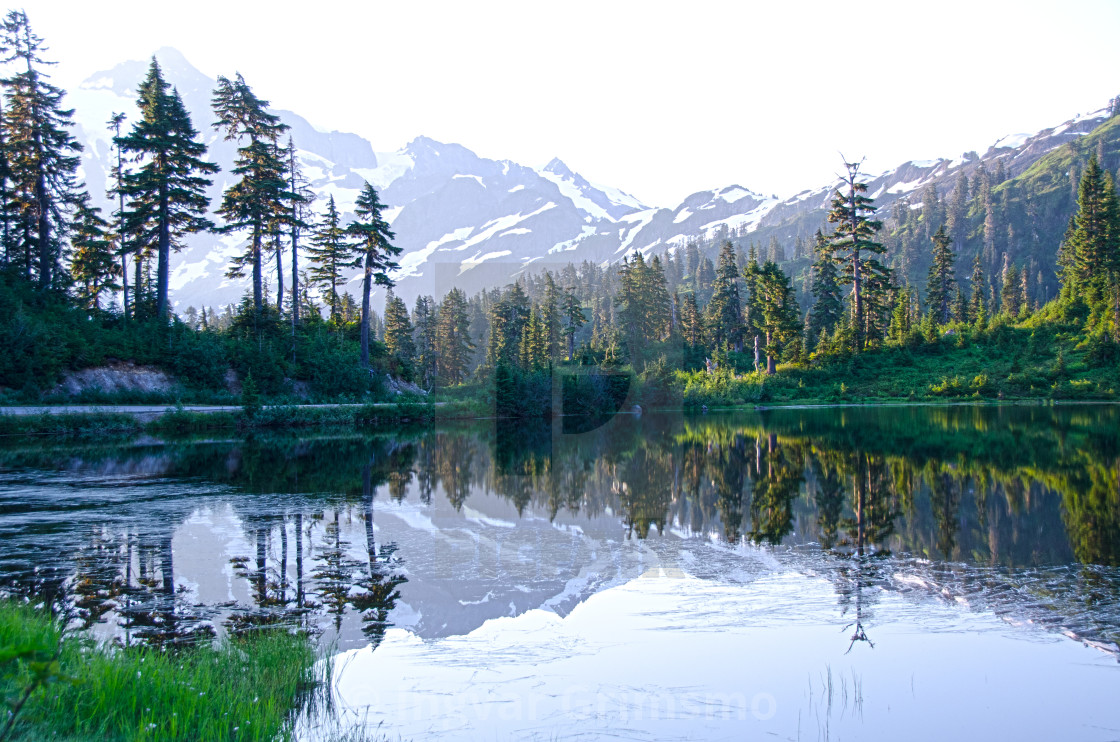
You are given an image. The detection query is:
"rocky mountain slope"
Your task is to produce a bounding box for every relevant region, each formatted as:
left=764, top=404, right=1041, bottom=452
left=70, top=48, right=1114, bottom=312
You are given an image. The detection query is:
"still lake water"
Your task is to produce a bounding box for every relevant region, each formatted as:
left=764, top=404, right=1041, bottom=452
left=1, top=405, right=1119, bottom=740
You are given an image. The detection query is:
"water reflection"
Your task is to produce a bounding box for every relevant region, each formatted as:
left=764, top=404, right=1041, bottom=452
left=0, top=405, right=1117, bottom=654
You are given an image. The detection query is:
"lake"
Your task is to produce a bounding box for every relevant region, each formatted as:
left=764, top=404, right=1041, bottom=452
left=1, top=405, right=1119, bottom=740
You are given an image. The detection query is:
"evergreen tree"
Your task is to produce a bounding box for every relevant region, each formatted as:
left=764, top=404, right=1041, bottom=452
left=283, top=136, right=313, bottom=334
left=106, top=112, right=130, bottom=319
left=306, top=195, right=355, bottom=321
left=679, top=291, right=703, bottom=349
left=947, top=169, right=969, bottom=250
left=951, top=285, right=967, bottom=323
left=827, top=160, right=890, bottom=350
left=615, top=251, right=668, bottom=366
left=968, top=254, right=986, bottom=323
left=647, top=254, right=672, bottom=340
left=337, top=291, right=360, bottom=324
left=541, top=273, right=563, bottom=362
left=925, top=225, right=955, bottom=323
left=347, top=182, right=399, bottom=368
left=435, top=287, right=474, bottom=384
left=750, top=261, right=802, bottom=373
left=520, top=304, right=548, bottom=370
left=487, top=283, right=530, bottom=369
left=117, top=58, right=217, bottom=321
left=212, top=73, right=291, bottom=319
left=695, top=256, right=716, bottom=305
left=888, top=285, right=915, bottom=345
left=383, top=288, right=415, bottom=367
left=68, top=191, right=119, bottom=311
left=560, top=287, right=586, bottom=361
left=413, top=295, right=438, bottom=388
left=704, top=240, right=743, bottom=350
left=0, top=10, right=81, bottom=290
left=807, top=228, right=842, bottom=345
left=1001, top=261, right=1021, bottom=316
left=1060, top=155, right=1120, bottom=315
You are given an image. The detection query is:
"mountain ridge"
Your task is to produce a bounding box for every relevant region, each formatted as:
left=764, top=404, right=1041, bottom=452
left=68, top=48, right=1114, bottom=313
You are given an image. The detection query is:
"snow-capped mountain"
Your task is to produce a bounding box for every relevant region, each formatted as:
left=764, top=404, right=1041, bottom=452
left=69, top=48, right=1113, bottom=312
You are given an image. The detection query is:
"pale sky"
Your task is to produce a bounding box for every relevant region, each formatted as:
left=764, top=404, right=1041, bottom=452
left=18, top=0, right=1120, bottom=206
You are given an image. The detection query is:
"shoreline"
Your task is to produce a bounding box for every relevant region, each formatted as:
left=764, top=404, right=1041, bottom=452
left=1, top=396, right=1116, bottom=439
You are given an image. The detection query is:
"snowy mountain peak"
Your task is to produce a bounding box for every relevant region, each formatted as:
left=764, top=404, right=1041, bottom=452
left=80, top=47, right=211, bottom=99
left=543, top=157, right=576, bottom=179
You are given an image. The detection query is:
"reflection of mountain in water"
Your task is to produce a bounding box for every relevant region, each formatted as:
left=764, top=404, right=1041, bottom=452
left=0, top=405, right=1117, bottom=652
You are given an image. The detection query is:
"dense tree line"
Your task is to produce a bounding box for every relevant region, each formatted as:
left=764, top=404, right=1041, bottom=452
left=0, top=12, right=1116, bottom=405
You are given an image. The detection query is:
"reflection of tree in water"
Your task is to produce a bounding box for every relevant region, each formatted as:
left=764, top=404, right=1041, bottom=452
left=117, top=531, right=215, bottom=648
left=617, top=444, right=673, bottom=539
left=387, top=442, right=417, bottom=502
left=811, top=458, right=846, bottom=551
left=841, top=454, right=899, bottom=555
left=927, top=465, right=962, bottom=558
left=710, top=436, right=747, bottom=543
left=436, top=432, right=479, bottom=512
left=492, top=421, right=554, bottom=516
left=71, top=530, right=127, bottom=629
left=6, top=404, right=1120, bottom=654
left=1060, top=457, right=1120, bottom=567
left=312, top=513, right=360, bottom=633
left=354, top=464, right=408, bottom=645
left=747, top=435, right=804, bottom=546
left=350, top=542, right=407, bottom=644
left=836, top=559, right=878, bottom=654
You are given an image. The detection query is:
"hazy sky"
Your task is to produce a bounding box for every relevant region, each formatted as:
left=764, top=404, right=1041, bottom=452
left=20, top=0, right=1120, bottom=206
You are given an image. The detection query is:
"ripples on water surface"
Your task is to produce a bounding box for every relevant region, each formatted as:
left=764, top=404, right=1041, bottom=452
left=1, top=405, right=1119, bottom=740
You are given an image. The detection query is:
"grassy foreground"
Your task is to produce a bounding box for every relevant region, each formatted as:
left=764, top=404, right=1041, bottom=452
left=0, top=600, right=320, bottom=742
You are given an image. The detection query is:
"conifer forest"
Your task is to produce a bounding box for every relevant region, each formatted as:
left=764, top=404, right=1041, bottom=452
left=0, top=10, right=1118, bottom=413
left=3, top=7, right=1120, bottom=742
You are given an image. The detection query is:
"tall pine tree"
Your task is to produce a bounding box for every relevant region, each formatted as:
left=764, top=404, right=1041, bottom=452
left=382, top=288, right=415, bottom=368
left=68, top=190, right=119, bottom=311
left=808, top=228, right=842, bottom=347
left=306, top=195, right=355, bottom=322
left=925, top=225, right=955, bottom=323
left=827, top=160, right=890, bottom=351
left=704, top=240, right=743, bottom=350
left=212, top=73, right=290, bottom=319
left=436, top=287, right=474, bottom=384
left=347, top=182, right=399, bottom=368
left=117, top=58, right=217, bottom=321
left=0, top=10, right=81, bottom=290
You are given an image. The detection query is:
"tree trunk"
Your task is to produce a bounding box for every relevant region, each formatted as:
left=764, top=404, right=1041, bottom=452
left=35, top=170, right=50, bottom=290
left=121, top=253, right=129, bottom=320
left=252, top=225, right=263, bottom=318
left=1114, top=285, right=1120, bottom=342
left=275, top=237, right=284, bottom=319
left=753, top=334, right=760, bottom=371
left=157, top=179, right=170, bottom=321
left=360, top=249, right=372, bottom=368
left=363, top=464, right=376, bottom=571
left=134, top=254, right=143, bottom=315
left=291, top=207, right=299, bottom=354
left=116, top=139, right=129, bottom=321
left=295, top=512, right=304, bottom=609
left=850, top=182, right=863, bottom=353
left=289, top=147, right=300, bottom=333
left=765, top=330, right=775, bottom=374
